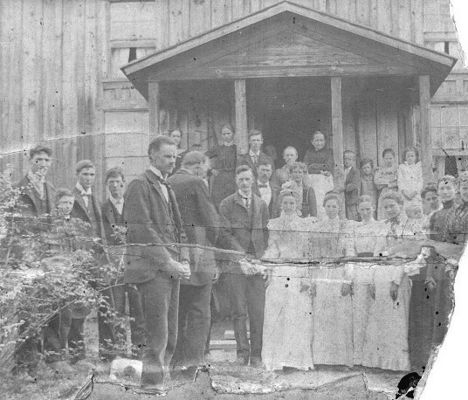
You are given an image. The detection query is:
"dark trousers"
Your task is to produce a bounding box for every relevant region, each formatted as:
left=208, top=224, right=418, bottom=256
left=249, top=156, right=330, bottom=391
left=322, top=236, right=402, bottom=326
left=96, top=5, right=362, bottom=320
left=97, top=284, right=145, bottom=361
left=173, top=282, right=212, bottom=368
left=226, top=273, right=265, bottom=362
left=138, top=276, right=180, bottom=386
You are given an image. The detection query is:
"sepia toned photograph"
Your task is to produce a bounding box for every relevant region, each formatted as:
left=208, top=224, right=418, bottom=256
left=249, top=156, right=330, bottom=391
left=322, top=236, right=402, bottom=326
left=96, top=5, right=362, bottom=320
left=1, top=1, right=467, bottom=399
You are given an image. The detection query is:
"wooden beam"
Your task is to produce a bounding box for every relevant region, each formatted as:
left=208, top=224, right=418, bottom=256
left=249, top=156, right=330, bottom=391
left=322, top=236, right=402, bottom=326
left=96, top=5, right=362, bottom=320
left=234, top=79, right=248, bottom=154
left=148, top=81, right=160, bottom=138
left=419, top=75, right=434, bottom=184
left=331, top=77, right=344, bottom=174
left=331, top=76, right=345, bottom=218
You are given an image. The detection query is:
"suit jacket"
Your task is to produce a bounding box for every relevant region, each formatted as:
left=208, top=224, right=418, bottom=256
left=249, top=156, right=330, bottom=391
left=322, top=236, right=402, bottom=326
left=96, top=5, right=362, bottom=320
left=16, top=175, right=55, bottom=218
left=237, top=151, right=272, bottom=176
left=71, top=186, right=105, bottom=240
left=218, top=192, right=269, bottom=266
left=252, top=181, right=280, bottom=218
left=123, top=169, right=186, bottom=284
left=344, top=167, right=361, bottom=206
left=101, top=199, right=125, bottom=246
left=168, top=169, right=219, bottom=285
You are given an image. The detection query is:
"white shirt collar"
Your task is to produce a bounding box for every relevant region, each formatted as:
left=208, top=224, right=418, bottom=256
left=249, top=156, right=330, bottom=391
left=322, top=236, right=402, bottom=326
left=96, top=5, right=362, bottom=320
left=238, top=190, right=252, bottom=199
left=109, top=195, right=124, bottom=213
left=224, top=141, right=234, bottom=147
left=249, top=150, right=260, bottom=157
left=257, top=180, right=270, bottom=187
left=109, top=195, right=123, bottom=205
left=149, top=165, right=167, bottom=181
left=76, top=182, right=92, bottom=195
left=27, top=170, right=45, bottom=185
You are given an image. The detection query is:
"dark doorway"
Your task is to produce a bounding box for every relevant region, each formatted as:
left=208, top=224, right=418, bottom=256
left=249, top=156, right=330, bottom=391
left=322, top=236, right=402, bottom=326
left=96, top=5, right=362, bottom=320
left=248, top=77, right=331, bottom=166
left=263, top=104, right=329, bottom=162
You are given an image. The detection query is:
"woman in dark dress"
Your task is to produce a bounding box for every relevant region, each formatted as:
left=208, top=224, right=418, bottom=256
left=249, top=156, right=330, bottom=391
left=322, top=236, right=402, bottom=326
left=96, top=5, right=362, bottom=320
left=409, top=175, right=457, bottom=371
left=206, top=124, right=237, bottom=209
left=446, top=171, right=468, bottom=245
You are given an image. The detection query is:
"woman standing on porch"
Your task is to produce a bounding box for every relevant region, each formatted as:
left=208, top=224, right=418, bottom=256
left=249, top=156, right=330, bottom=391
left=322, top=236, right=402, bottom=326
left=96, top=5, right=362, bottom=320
left=303, top=131, right=334, bottom=220
left=206, top=124, right=238, bottom=208
left=262, top=190, right=314, bottom=371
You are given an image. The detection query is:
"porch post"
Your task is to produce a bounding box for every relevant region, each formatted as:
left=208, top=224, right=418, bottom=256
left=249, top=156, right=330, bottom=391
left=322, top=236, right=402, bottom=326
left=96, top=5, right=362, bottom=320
left=331, top=77, right=344, bottom=175
left=234, top=79, right=248, bottom=154
left=419, top=75, right=434, bottom=184
left=148, top=81, right=160, bottom=137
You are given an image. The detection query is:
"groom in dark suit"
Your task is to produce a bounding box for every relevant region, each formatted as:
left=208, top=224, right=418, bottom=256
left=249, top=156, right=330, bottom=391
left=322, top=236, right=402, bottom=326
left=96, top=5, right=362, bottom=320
left=219, top=165, right=269, bottom=367
left=124, top=135, right=190, bottom=391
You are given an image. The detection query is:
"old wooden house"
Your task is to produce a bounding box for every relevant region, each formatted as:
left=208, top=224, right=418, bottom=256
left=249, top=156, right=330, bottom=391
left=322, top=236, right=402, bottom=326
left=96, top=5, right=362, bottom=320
left=1, top=0, right=467, bottom=195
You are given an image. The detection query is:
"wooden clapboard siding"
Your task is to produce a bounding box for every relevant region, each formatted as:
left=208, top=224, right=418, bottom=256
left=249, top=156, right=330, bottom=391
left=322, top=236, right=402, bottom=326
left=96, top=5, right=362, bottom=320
left=144, top=0, right=425, bottom=52
left=0, top=0, right=107, bottom=197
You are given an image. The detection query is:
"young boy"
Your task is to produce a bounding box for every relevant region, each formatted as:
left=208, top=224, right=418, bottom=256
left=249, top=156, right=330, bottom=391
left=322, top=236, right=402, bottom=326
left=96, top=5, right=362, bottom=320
left=341, top=150, right=361, bottom=221
left=360, top=158, right=377, bottom=214
left=43, top=189, right=87, bottom=373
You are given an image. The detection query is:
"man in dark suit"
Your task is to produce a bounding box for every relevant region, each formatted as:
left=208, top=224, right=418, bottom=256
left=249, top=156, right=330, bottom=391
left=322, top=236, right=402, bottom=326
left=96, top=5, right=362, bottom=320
left=253, top=159, right=280, bottom=218
left=124, top=135, right=190, bottom=391
left=16, top=145, right=56, bottom=220
left=219, top=165, right=269, bottom=367
left=70, top=159, right=106, bottom=365
left=14, top=145, right=56, bottom=372
left=100, top=167, right=144, bottom=361
left=341, top=150, right=361, bottom=221
left=237, top=129, right=272, bottom=177
left=168, top=151, right=219, bottom=374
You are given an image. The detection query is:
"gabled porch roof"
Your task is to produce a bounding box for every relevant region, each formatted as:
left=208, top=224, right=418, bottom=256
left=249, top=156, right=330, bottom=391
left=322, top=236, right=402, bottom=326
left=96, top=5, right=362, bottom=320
left=121, top=1, right=456, bottom=99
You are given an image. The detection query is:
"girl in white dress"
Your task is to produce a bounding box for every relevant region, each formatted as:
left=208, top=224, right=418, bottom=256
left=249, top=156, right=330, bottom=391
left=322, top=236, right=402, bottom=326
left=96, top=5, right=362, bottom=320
left=362, top=192, right=412, bottom=371
left=398, top=147, right=423, bottom=211
left=307, top=193, right=354, bottom=367
left=262, top=190, right=314, bottom=371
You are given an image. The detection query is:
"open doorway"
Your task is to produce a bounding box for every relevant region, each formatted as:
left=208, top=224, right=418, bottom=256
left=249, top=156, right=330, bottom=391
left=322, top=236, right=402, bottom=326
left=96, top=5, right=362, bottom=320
left=248, top=77, right=331, bottom=167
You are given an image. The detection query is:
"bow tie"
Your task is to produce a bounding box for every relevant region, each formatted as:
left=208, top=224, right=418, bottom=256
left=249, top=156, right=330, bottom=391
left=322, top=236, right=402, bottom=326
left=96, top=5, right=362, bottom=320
left=81, top=192, right=91, bottom=197
left=258, top=184, right=269, bottom=189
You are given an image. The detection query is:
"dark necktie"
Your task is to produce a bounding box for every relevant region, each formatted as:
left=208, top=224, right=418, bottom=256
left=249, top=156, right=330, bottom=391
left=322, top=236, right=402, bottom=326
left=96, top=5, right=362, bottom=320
left=258, top=184, right=268, bottom=189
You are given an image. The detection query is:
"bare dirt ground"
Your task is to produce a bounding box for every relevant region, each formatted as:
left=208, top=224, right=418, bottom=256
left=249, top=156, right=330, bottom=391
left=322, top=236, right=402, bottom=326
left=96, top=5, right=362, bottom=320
left=0, top=318, right=402, bottom=400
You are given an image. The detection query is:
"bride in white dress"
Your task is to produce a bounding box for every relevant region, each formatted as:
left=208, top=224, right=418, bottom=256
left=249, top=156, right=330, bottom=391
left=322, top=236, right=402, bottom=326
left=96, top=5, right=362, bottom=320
left=262, top=190, right=314, bottom=371
left=307, top=192, right=355, bottom=367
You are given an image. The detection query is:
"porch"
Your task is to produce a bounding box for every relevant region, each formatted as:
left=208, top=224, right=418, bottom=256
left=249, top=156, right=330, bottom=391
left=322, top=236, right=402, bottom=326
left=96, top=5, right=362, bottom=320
left=122, top=1, right=456, bottom=183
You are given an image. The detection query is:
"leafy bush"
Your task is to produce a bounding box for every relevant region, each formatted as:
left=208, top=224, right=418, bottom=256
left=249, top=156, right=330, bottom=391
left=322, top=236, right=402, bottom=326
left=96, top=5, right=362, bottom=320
left=0, top=169, right=121, bottom=372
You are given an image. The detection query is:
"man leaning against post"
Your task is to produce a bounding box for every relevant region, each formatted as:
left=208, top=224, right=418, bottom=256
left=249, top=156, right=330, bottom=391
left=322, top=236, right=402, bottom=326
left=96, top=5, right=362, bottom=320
left=124, top=135, right=190, bottom=393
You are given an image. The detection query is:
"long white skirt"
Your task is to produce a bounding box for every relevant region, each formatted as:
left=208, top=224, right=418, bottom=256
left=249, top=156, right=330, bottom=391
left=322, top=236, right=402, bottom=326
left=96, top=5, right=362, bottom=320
left=262, top=265, right=314, bottom=371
